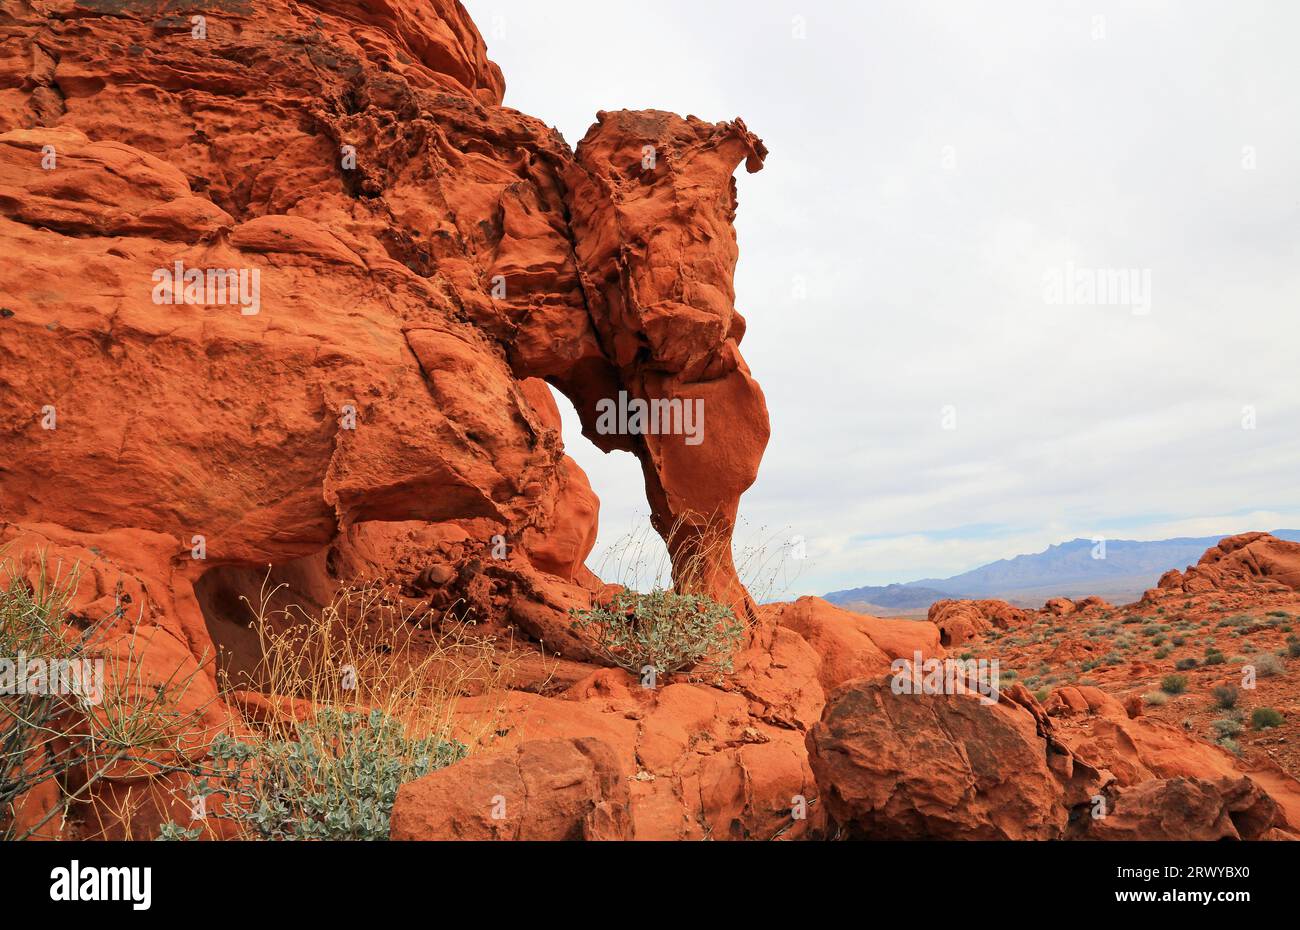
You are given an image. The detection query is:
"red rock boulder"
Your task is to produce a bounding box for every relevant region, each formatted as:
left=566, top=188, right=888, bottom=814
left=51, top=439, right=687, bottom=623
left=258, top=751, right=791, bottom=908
left=806, top=674, right=1067, bottom=839
left=390, top=737, right=630, bottom=841
left=927, top=598, right=1030, bottom=648
left=1151, top=533, right=1300, bottom=599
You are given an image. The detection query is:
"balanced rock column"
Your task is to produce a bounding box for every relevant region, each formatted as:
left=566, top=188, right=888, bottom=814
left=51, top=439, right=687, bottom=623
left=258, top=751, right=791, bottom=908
left=563, top=110, right=771, bottom=616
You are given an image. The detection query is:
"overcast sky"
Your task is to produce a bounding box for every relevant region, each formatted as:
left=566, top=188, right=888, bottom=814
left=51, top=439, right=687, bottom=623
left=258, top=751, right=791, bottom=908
left=465, top=0, right=1300, bottom=597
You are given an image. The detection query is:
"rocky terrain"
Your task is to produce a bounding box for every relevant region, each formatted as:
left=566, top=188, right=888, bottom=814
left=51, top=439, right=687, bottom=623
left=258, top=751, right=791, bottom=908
left=2, top=1, right=1299, bottom=842
left=947, top=533, right=1300, bottom=781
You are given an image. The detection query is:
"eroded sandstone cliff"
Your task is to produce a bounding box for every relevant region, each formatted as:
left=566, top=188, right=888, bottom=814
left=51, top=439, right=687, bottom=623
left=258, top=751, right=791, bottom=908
left=0, top=0, right=769, bottom=659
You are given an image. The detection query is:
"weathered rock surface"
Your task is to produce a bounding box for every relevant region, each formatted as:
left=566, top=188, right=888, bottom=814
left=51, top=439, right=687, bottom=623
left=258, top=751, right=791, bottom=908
left=390, top=737, right=630, bottom=840
left=807, top=675, right=1067, bottom=839
left=564, top=109, right=770, bottom=614
left=767, top=596, right=942, bottom=691
left=0, top=0, right=773, bottom=652
left=1146, top=532, right=1300, bottom=601
left=1073, top=776, right=1278, bottom=841
left=807, top=674, right=1300, bottom=840
left=927, top=598, right=1029, bottom=648
left=1043, top=685, right=1127, bottom=719
left=0, top=0, right=779, bottom=838
left=446, top=668, right=826, bottom=840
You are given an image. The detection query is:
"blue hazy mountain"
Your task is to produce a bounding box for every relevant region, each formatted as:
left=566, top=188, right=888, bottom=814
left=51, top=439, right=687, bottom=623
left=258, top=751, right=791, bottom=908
left=825, top=530, right=1300, bottom=613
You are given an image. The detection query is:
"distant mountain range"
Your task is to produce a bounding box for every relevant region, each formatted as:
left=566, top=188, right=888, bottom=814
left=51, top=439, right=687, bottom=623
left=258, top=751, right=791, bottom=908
left=825, top=530, right=1300, bottom=616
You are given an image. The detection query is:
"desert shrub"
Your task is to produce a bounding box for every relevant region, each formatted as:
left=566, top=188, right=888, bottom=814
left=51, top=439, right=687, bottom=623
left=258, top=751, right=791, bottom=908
left=1289, top=642, right=1300, bottom=658
left=185, top=709, right=466, bottom=841
left=570, top=588, right=744, bottom=677
left=1212, top=716, right=1243, bottom=739
left=1203, top=651, right=1226, bottom=666
left=4, top=555, right=503, bottom=842
left=155, top=822, right=202, bottom=841
left=1174, top=657, right=1198, bottom=671
left=1251, top=707, right=1284, bottom=730
left=1218, top=738, right=1242, bottom=756
left=1248, top=653, right=1284, bottom=677
left=1143, top=691, right=1167, bottom=706
left=1153, top=647, right=1170, bottom=659
left=1, top=556, right=218, bottom=841
left=1160, top=674, right=1188, bottom=695
left=190, top=579, right=504, bottom=841
left=1034, top=688, right=1050, bottom=703
left=1211, top=684, right=1239, bottom=709
left=1267, top=610, right=1291, bottom=619
left=1172, top=635, right=1186, bottom=646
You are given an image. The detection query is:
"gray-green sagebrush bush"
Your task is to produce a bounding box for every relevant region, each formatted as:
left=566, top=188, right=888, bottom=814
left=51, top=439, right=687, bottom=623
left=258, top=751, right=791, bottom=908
left=172, top=709, right=466, bottom=841
left=570, top=588, right=745, bottom=678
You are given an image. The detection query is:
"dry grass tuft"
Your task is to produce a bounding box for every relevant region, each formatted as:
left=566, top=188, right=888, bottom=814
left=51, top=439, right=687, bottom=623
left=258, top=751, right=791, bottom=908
left=188, top=574, right=514, bottom=839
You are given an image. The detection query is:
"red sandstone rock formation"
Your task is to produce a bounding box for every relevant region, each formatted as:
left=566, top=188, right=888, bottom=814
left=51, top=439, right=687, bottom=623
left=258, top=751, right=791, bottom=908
left=4, top=2, right=1299, bottom=844
left=807, top=674, right=1300, bottom=840
left=1080, top=776, right=1279, bottom=841
left=768, top=596, right=942, bottom=690
left=564, top=110, right=769, bottom=615
left=808, top=677, right=1069, bottom=840
left=0, top=0, right=767, bottom=669
left=1145, top=532, right=1300, bottom=602
left=927, top=598, right=1030, bottom=648
left=390, top=737, right=630, bottom=840
left=0, top=0, right=778, bottom=837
